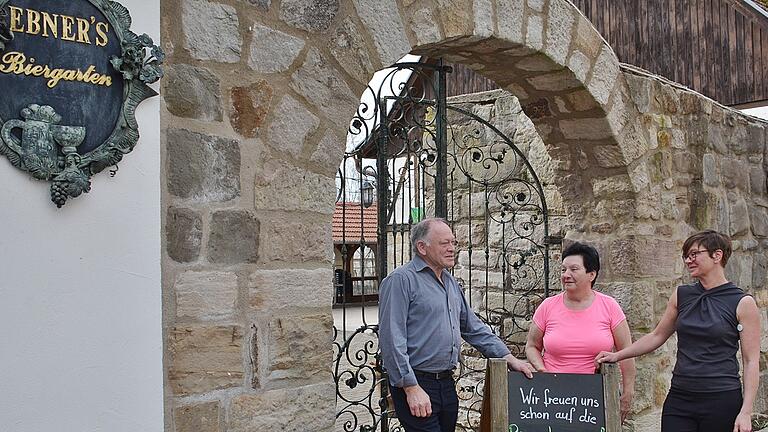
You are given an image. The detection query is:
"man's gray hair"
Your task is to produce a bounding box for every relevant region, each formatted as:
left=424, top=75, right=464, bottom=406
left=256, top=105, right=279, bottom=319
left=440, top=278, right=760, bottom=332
left=411, top=217, right=449, bottom=255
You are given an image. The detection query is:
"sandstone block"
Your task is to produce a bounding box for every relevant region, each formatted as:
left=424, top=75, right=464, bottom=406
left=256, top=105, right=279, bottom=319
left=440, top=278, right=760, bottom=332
left=254, top=160, right=336, bottom=214
left=751, top=166, right=767, bottom=197
left=435, top=0, right=474, bottom=38
left=629, top=162, right=651, bottom=193
left=618, top=123, right=650, bottom=164
left=651, top=82, right=680, bottom=114
left=527, top=70, right=580, bottom=92
left=572, top=15, right=603, bottom=60
left=625, top=73, right=651, bottom=113
left=746, top=122, right=766, bottom=155
left=544, top=0, right=575, bottom=64
left=721, top=158, right=750, bottom=190
left=527, top=0, right=545, bottom=12
left=163, top=64, right=222, bottom=121
left=726, top=254, right=753, bottom=290
left=266, top=96, right=319, bottom=159
left=168, top=326, right=244, bottom=396
left=166, top=207, right=203, bottom=263
left=330, top=17, right=376, bottom=84
left=727, top=193, right=750, bottom=237
left=707, top=123, right=729, bottom=155
left=290, top=48, right=358, bottom=128
left=595, top=145, right=627, bottom=168
left=474, top=0, right=494, bottom=37
left=353, top=0, right=411, bottom=65
left=586, top=45, right=619, bottom=106
left=259, top=218, right=333, bottom=263
left=567, top=50, right=591, bottom=82
left=600, top=283, right=654, bottom=330
left=672, top=152, right=698, bottom=174
left=408, top=7, right=442, bottom=46
left=249, top=268, right=333, bottom=310
left=228, top=382, right=335, bottom=431
left=264, top=314, right=333, bottom=382
left=526, top=15, right=544, bottom=51
left=167, top=129, right=241, bottom=202
left=229, top=80, right=273, bottom=139
left=208, top=210, right=260, bottom=264
left=247, top=24, right=304, bottom=73
left=496, top=0, right=525, bottom=43
left=310, top=132, right=345, bottom=176
left=182, top=0, right=241, bottom=63
left=515, top=54, right=562, bottom=72
left=175, top=271, right=238, bottom=320
left=702, top=154, right=719, bottom=187
left=751, top=205, right=768, bottom=238
left=565, top=89, right=599, bottom=111
left=754, top=252, right=767, bottom=290
left=279, top=0, right=338, bottom=32
left=630, top=362, right=655, bottom=413
left=608, top=237, right=679, bottom=278
left=174, top=401, right=221, bottom=432
left=559, top=118, right=612, bottom=140
left=591, top=174, right=632, bottom=196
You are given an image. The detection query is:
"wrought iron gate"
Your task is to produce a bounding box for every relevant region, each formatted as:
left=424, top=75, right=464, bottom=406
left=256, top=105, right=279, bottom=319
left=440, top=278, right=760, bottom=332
left=333, top=60, right=556, bottom=432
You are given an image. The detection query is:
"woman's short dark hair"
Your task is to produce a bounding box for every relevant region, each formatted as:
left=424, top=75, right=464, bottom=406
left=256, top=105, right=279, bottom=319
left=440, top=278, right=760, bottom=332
left=682, top=230, right=732, bottom=266
left=562, top=242, right=601, bottom=286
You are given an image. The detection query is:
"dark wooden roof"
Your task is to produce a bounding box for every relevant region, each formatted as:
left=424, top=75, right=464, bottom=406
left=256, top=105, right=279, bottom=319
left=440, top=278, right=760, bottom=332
left=574, top=0, right=768, bottom=106
left=445, top=0, right=768, bottom=106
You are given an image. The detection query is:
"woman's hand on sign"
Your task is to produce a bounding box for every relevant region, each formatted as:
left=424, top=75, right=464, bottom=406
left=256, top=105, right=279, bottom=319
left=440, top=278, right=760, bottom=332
left=403, top=384, right=432, bottom=417
left=595, top=350, right=619, bottom=365
left=504, top=354, right=535, bottom=379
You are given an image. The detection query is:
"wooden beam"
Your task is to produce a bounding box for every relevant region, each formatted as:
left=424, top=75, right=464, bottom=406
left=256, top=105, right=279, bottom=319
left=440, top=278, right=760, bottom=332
left=600, top=363, right=622, bottom=432
left=480, top=358, right=509, bottom=432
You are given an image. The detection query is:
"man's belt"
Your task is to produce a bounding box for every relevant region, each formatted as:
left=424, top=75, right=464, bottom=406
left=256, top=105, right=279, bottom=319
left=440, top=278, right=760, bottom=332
left=413, top=369, right=455, bottom=380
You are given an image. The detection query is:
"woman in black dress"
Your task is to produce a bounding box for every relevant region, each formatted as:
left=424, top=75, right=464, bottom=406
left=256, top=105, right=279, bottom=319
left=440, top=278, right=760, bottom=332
left=596, top=230, right=760, bottom=432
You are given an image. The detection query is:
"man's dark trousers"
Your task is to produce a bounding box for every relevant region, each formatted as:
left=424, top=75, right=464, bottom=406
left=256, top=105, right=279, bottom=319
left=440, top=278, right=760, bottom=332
left=389, top=374, right=458, bottom=432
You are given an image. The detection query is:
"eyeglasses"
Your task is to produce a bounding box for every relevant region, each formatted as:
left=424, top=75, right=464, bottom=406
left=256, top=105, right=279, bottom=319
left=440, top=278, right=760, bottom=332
left=682, top=249, right=709, bottom=262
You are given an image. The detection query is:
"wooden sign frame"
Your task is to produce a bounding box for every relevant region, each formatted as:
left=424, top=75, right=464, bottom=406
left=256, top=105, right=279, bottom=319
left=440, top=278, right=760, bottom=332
left=480, top=359, right=622, bottom=432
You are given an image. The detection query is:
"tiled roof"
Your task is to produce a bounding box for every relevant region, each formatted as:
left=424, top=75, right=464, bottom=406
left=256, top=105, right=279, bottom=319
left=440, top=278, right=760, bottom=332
left=333, top=202, right=378, bottom=244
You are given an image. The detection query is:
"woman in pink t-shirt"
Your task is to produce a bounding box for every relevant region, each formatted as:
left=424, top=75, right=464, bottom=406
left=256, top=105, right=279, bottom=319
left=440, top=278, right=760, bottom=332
left=525, top=242, right=636, bottom=422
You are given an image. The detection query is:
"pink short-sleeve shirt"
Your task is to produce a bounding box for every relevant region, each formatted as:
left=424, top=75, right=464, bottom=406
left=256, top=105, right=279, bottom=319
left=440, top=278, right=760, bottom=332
left=532, top=291, right=626, bottom=374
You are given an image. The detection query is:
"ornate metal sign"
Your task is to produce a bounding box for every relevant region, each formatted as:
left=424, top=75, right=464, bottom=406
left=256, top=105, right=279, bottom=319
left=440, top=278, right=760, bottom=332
left=0, top=0, right=162, bottom=207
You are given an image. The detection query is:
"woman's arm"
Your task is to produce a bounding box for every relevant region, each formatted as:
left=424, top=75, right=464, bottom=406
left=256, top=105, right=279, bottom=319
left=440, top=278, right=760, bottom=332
left=733, top=295, right=761, bottom=432
left=597, top=288, right=679, bottom=364
left=612, top=320, right=636, bottom=423
left=525, top=323, right=547, bottom=372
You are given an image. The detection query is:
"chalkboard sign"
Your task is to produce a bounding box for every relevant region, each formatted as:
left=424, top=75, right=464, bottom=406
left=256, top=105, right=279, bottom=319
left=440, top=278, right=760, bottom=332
left=507, top=372, right=606, bottom=432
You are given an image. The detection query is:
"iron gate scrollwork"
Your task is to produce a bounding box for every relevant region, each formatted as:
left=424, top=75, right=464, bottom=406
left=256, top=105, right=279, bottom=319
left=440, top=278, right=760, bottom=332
left=333, top=59, right=556, bottom=432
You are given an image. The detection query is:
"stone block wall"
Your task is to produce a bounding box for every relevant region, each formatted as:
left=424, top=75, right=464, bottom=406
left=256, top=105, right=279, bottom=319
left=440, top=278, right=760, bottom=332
left=438, top=80, right=768, bottom=429
left=604, top=67, right=768, bottom=428
left=159, top=0, right=768, bottom=430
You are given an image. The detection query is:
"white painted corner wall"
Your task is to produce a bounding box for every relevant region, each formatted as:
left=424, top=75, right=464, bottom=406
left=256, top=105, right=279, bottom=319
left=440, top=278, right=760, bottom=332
left=0, top=1, right=163, bottom=431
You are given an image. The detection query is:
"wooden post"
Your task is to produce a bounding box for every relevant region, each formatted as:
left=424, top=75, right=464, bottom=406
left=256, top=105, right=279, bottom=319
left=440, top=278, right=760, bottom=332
left=600, top=362, right=622, bottom=432
left=480, top=358, right=509, bottom=432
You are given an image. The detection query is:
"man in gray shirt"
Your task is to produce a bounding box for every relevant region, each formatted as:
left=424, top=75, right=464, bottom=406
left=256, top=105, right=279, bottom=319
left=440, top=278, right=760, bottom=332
left=379, top=217, right=534, bottom=432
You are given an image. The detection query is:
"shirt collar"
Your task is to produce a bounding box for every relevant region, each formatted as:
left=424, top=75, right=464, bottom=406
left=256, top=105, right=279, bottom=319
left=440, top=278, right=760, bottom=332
left=412, top=255, right=447, bottom=277
left=412, top=255, right=431, bottom=272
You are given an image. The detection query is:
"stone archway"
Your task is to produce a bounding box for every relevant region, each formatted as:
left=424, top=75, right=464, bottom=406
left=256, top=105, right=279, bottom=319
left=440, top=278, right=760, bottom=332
left=160, top=1, right=713, bottom=431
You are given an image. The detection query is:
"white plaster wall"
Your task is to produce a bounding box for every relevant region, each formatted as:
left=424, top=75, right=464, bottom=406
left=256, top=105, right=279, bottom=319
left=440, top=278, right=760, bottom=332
left=0, top=1, right=162, bottom=431
left=742, top=104, right=768, bottom=121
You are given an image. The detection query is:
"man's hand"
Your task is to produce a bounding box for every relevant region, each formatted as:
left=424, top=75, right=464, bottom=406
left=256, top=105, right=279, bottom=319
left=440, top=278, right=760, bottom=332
left=403, top=385, right=432, bottom=417
left=503, top=354, right=535, bottom=379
